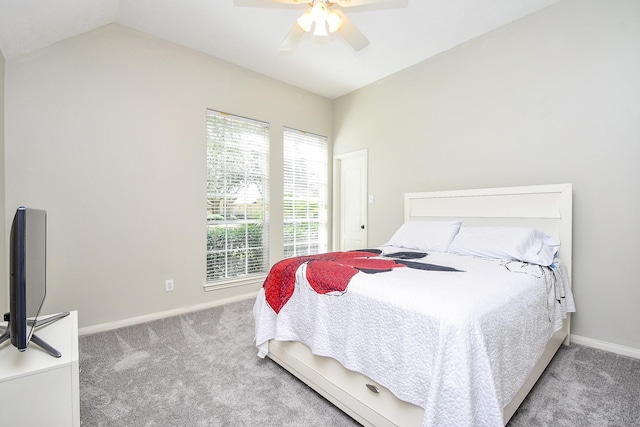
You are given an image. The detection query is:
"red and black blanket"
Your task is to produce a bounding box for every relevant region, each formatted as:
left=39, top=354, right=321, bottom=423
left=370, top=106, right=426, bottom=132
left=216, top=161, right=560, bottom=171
left=263, top=249, right=461, bottom=313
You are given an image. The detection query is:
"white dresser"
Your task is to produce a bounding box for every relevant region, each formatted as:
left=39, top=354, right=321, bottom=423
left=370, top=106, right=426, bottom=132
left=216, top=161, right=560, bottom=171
left=0, top=311, right=80, bottom=427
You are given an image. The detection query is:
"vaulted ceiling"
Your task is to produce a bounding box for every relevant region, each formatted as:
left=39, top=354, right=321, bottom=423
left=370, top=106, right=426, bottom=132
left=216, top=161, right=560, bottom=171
left=0, top=0, right=561, bottom=99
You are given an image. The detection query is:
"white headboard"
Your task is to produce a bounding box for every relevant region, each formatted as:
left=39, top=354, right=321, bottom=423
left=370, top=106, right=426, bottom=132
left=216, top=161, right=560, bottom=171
left=404, top=184, right=572, bottom=279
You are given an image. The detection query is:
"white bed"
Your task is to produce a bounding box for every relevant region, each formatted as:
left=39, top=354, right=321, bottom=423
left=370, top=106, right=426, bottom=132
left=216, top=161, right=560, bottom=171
left=254, top=184, right=574, bottom=426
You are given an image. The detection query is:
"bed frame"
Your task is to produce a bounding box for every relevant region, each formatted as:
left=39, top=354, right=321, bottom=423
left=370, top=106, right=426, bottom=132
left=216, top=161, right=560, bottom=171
left=267, top=184, right=573, bottom=426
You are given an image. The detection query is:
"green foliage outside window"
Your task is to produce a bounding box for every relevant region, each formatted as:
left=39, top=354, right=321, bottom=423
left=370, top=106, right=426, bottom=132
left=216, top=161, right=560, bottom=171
left=206, top=223, right=265, bottom=281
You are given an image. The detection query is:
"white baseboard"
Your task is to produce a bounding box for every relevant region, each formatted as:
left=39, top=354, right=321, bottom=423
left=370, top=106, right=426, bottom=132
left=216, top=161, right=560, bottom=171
left=571, top=334, right=640, bottom=360
left=78, top=291, right=259, bottom=336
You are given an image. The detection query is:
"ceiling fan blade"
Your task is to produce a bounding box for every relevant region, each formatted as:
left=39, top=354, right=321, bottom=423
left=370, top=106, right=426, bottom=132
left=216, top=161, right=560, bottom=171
left=334, top=10, right=370, bottom=51
left=280, top=23, right=306, bottom=51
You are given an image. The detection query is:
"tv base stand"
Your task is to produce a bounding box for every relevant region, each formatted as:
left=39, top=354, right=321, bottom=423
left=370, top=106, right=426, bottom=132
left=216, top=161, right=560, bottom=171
left=0, top=311, right=69, bottom=358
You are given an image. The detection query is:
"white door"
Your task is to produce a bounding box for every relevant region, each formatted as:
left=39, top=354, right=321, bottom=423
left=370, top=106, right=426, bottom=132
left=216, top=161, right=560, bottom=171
left=334, top=150, right=367, bottom=251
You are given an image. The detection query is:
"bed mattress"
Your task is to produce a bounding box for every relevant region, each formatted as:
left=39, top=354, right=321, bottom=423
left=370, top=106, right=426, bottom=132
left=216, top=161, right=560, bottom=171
left=254, top=249, right=574, bottom=426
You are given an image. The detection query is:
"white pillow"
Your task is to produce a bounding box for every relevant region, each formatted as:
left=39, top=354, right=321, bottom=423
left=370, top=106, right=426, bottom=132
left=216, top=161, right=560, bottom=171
left=383, top=221, right=462, bottom=252
left=448, top=226, right=560, bottom=266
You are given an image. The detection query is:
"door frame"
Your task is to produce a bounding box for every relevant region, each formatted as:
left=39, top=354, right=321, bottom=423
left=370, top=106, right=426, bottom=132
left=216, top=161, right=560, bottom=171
left=332, top=149, right=368, bottom=251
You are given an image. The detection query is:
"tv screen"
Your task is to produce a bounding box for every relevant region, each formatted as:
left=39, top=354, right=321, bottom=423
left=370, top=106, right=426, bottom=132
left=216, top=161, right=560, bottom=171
left=1, top=206, right=68, bottom=357
left=9, top=207, right=47, bottom=351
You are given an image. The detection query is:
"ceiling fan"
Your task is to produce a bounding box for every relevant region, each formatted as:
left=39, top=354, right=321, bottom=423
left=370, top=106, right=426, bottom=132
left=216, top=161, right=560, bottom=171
left=235, top=0, right=401, bottom=52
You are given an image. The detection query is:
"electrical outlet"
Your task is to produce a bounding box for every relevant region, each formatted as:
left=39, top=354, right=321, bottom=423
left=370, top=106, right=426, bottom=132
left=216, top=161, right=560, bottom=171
left=165, top=279, right=174, bottom=292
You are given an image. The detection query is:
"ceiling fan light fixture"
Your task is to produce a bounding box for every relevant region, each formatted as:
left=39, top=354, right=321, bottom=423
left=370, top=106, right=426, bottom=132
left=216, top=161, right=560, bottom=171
left=282, top=0, right=371, bottom=51
left=310, top=2, right=329, bottom=36
left=311, top=2, right=328, bottom=21
left=326, top=11, right=343, bottom=33
left=313, top=22, right=329, bottom=36
left=297, top=11, right=313, bottom=32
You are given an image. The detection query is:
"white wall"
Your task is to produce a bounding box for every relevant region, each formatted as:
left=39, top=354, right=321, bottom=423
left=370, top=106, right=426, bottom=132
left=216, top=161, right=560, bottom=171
left=334, top=0, right=640, bottom=350
left=4, top=24, right=332, bottom=328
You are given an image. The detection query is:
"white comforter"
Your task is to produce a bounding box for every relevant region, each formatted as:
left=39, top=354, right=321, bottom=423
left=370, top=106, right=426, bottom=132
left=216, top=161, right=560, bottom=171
left=253, top=249, right=575, bottom=427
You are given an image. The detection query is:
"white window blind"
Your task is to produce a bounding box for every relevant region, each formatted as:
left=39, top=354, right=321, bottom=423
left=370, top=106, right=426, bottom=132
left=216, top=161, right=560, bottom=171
left=206, top=110, right=269, bottom=282
left=283, top=128, right=328, bottom=258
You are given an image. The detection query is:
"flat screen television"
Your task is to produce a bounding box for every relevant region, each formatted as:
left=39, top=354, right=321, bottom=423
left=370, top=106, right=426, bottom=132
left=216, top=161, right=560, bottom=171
left=0, top=207, right=68, bottom=358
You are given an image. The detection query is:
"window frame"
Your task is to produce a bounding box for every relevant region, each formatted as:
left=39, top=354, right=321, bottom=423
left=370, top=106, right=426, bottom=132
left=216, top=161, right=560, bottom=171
left=205, top=110, right=270, bottom=287
left=283, top=127, right=328, bottom=258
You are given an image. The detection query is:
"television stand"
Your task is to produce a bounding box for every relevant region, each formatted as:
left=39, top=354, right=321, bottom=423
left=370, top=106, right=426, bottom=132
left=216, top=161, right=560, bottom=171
left=0, top=311, right=70, bottom=358
left=0, top=311, right=79, bottom=427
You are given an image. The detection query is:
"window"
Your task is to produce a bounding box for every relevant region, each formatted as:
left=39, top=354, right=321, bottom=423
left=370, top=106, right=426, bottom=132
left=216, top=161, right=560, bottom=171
left=283, top=128, right=328, bottom=258
left=206, top=110, right=269, bottom=282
